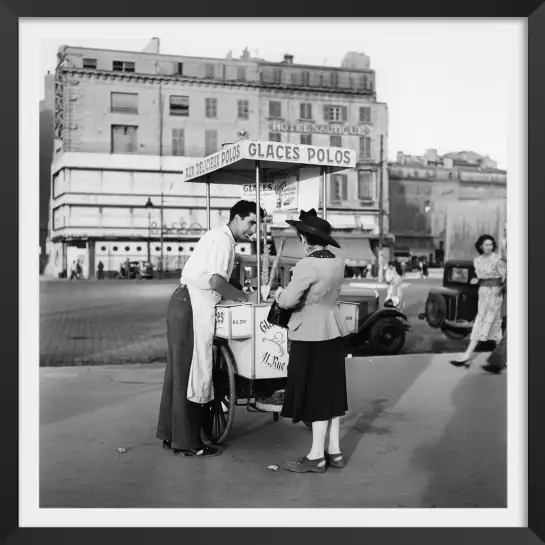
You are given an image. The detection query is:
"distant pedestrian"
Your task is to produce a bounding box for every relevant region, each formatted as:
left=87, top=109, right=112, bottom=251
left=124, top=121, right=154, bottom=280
left=97, top=261, right=105, bottom=280
left=422, top=259, right=429, bottom=278
left=69, top=260, right=78, bottom=280
left=76, top=260, right=82, bottom=280
left=385, top=260, right=404, bottom=310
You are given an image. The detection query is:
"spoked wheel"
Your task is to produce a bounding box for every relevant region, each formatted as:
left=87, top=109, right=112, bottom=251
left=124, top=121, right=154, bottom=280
left=202, top=341, right=236, bottom=445
left=368, top=318, right=406, bottom=355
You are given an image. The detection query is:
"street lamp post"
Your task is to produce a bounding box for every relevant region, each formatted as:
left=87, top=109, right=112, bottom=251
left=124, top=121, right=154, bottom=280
left=145, top=197, right=154, bottom=263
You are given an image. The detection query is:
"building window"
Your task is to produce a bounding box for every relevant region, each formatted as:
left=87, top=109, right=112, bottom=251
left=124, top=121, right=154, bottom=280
left=330, top=174, right=348, bottom=201
left=361, top=75, right=370, bottom=90
left=300, top=103, right=312, bottom=120
left=111, top=125, right=138, bottom=154
left=302, top=71, right=310, bottom=85
left=273, top=68, right=282, bottom=83
left=324, top=104, right=347, bottom=122
left=176, top=62, right=183, bottom=76
left=269, top=101, right=282, bottom=119
left=237, top=67, right=247, bottom=81
left=359, top=136, right=372, bottom=159
left=237, top=100, right=249, bottom=119
left=170, top=95, right=189, bottom=117
left=357, top=171, right=374, bottom=201
left=112, top=60, right=135, bottom=73
left=83, top=58, right=97, bottom=69
left=172, top=128, right=185, bottom=156
left=111, top=92, right=138, bottom=114
left=301, top=134, right=312, bottom=145
left=205, top=130, right=218, bottom=155
left=330, top=135, right=342, bottom=147
left=359, top=107, right=372, bottom=123
left=205, top=98, right=217, bottom=118
left=330, top=71, right=339, bottom=87
left=205, top=64, right=215, bottom=78
left=269, top=132, right=282, bottom=142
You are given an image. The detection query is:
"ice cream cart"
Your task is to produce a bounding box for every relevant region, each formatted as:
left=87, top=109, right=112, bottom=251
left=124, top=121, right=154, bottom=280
left=182, top=139, right=358, bottom=444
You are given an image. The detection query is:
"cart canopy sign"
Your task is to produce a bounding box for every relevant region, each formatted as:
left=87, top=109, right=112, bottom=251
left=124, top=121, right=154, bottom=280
left=183, top=140, right=356, bottom=183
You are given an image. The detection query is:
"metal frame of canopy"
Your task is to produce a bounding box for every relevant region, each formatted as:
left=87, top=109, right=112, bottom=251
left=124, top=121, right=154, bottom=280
left=183, top=139, right=357, bottom=303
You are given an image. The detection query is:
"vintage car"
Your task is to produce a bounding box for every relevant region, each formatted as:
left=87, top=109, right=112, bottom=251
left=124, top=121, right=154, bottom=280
left=231, top=254, right=410, bottom=356
left=419, top=259, right=479, bottom=340
left=116, top=260, right=154, bottom=280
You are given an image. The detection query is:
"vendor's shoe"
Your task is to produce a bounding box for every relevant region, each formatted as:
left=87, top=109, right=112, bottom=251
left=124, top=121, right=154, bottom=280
left=325, top=451, right=345, bottom=469
left=284, top=456, right=327, bottom=473
left=162, top=440, right=172, bottom=450
left=482, top=363, right=503, bottom=374
left=256, top=389, right=285, bottom=413
left=172, top=444, right=221, bottom=457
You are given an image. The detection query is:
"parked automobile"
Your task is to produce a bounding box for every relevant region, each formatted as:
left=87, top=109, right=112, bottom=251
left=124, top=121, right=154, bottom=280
left=116, top=260, right=154, bottom=280
left=418, top=259, right=478, bottom=340
left=339, top=279, right=411, bottom=355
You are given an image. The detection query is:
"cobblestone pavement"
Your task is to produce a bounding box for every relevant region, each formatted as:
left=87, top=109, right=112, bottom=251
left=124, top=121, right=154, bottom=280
left=40, top=280, right=175, bottom=366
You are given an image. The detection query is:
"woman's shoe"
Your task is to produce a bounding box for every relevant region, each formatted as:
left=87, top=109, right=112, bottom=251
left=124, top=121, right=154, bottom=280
left=325, top=451, right=344, bottom=469
left=284, top=456, right=327, bottom=473
left=449, top=358, right=471, bottom=368
left=162, top=440, right=172, bottom=450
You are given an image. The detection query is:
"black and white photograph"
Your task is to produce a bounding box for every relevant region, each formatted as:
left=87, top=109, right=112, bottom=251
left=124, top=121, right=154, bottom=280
left=18, top=16, right=526, bottom=527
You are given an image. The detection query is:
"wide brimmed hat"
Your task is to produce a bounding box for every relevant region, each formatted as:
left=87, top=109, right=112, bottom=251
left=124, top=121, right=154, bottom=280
left=286, top=209, right=340, bottom=248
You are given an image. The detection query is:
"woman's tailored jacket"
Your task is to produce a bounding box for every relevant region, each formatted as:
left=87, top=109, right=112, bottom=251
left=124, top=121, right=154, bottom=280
left=276, top=255, right=349, bottom=341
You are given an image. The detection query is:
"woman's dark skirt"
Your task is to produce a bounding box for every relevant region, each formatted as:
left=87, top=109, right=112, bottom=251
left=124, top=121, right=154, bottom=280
left=280, top=336, right=348, bottom=423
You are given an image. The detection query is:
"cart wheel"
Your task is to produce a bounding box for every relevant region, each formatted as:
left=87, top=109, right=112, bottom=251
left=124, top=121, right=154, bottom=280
left=202, top=341, right=236, bottom=445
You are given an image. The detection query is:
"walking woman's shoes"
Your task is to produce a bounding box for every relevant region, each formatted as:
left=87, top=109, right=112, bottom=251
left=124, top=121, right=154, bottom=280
left=284, top=456, right=327, bottom=473
left=449, top=359, right=471, bottom=368
left=325, top=451, right=345, bottom=469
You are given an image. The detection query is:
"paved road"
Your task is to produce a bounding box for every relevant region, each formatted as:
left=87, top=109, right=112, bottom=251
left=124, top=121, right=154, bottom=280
left=40, top=353, right=506, bottom=508
left=40, top=278, right=471, bottom=366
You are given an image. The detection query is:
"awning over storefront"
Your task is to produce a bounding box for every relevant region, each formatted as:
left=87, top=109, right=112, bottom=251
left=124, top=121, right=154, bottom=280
left=272, top=234, right=376, bottom=265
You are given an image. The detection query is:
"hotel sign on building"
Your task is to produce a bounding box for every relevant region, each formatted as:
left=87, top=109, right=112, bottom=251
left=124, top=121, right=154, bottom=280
left=269, top=121, right=371, bottom=136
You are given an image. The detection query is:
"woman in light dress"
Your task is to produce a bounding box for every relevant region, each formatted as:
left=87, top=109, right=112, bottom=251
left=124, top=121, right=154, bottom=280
left=450, top=234, right=506, bottom=367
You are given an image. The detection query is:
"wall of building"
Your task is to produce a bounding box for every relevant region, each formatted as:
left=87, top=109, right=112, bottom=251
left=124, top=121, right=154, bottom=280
left=61, top=73, right=260, bottom=155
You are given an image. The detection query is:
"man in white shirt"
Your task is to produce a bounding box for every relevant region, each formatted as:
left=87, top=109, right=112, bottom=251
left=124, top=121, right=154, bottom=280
left=156, top=200, right=264, bottom=457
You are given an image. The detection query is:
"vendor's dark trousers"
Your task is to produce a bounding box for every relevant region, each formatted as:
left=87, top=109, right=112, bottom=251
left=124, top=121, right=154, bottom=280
left=156, top=285, right=205, bottom=450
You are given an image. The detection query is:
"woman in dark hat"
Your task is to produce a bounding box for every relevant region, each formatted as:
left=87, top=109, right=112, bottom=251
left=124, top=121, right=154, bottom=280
left=275, top=209, right=350, bottom=473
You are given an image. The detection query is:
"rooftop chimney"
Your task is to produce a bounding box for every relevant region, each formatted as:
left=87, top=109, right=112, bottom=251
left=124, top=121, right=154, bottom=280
left=142, top=37, right=160, bottom=54
left=283, top=53, right=294, bottom=64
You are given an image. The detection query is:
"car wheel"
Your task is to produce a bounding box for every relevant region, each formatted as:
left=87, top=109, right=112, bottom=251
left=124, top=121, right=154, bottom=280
left=369, top=318, right=406, bottom=355
left=441, top=327, right=470, bottom=341
left=425, top=292, right=447, bottom=328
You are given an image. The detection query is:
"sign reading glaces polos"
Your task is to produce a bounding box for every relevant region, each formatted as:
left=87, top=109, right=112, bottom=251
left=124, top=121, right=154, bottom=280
left=246, top=141, right=354, bottom=167
left=183, top=140, right=356, bottom=183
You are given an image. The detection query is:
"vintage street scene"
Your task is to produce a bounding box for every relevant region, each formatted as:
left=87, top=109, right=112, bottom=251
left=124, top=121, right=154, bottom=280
left=36, top=19, right=511, bottom=510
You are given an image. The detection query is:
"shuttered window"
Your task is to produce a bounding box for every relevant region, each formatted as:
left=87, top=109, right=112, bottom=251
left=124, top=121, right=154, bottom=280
left=205, top=130, right=218, bottom=155
left=172, top=129, right=184, bottom=156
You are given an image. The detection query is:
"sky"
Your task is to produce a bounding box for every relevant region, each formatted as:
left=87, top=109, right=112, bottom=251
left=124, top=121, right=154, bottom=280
left=35, top=18, right=523, bottom=169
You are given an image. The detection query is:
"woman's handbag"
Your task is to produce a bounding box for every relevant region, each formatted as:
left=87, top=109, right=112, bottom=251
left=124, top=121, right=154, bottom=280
left=267, top=300, right=293, bottom=329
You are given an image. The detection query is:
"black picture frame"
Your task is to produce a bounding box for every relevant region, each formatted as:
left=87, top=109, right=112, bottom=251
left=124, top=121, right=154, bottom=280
left=3, top=4, right=539, bottom=545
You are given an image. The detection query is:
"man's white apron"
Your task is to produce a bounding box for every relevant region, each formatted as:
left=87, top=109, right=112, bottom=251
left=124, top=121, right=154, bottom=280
left=186, top=251, right=235, bottom=404
left=186, top=286, right=221, bottom=404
